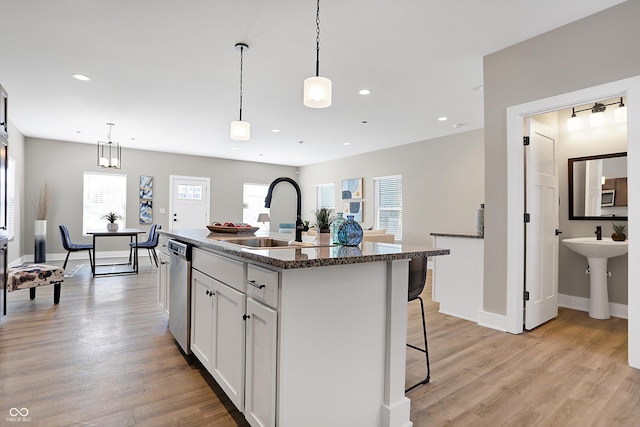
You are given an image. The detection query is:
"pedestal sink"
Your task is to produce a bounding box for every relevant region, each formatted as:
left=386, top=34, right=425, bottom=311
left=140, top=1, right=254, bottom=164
left=562, top=237, right=628, bottom=319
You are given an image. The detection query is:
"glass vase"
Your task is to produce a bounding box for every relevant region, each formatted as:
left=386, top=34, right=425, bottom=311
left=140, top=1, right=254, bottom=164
left=331, top=212, right=346, bottom=244
left=337, top=215, right=363, bottom=246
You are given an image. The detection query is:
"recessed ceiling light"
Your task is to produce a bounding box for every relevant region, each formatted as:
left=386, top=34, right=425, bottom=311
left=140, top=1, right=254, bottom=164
left=72, top=73, right=91, bottom=81
left=344, top=142, right=351, bottom=146
left=298, top=140, right=304, bottom=144
left=231, top=147, right=239, bottom=150
left=75, top=130, right=81, bottom=134
left=271, top=129, right=281, bottom=133
left=453, top=123, right=465, bottom=128
left=359, top=89, right=371, bottom=95
left=361, top=120, right=368, bottom=124
left=438, top=116, right=448, bottom=121
left=473, top=85, right=484, bottom=91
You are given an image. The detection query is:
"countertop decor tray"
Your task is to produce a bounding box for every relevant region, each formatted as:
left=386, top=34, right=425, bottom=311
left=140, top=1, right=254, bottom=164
left=207, top=225, right=259, bottom=234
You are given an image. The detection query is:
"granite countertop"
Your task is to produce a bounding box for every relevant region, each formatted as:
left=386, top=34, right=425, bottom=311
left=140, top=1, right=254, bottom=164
left=160, top=229, right=450, bottom=269
left=431, top=232, right=484, bottom=239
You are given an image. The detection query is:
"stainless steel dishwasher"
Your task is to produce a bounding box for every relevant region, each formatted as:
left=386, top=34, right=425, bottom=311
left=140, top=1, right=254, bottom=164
left=168, top=239, right=192, bottom=354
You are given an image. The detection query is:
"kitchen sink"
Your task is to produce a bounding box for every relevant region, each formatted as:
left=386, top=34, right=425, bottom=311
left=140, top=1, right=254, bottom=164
left=213, top=236, right=314, bottom=249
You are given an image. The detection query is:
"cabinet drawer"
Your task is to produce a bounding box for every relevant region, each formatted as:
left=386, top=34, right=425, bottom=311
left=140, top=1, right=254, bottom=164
left=158, top=236, right=170, bottom=256
left=192, top=248, right=245, bottom=292
left=246, top=264, right=279, bottom=308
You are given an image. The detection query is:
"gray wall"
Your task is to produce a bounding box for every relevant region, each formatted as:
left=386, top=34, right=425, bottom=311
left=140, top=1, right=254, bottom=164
left=483, top=1, right=640, bottom=314
left=23, top=138, right=297, bottom=258
left=299, top=129, right=485, bottom=246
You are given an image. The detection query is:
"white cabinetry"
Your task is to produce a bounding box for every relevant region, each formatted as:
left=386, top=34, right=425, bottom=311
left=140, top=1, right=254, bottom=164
left=432, top=234, right=484, bottom=322
left=191, top=248, right=278, bottom=424
left=157, top=236, right=170, bottom=317
left=244, top=266, right=278, bottom=427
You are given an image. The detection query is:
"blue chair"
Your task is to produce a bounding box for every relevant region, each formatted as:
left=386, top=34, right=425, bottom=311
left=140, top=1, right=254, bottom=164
left=129, top=224, right=161, bottom=267
left=59, top=224, right=94, bottom=273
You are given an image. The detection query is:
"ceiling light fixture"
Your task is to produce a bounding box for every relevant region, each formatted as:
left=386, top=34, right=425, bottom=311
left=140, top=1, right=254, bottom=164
left=72, top=73, right=91, bottom=81
left=567, top=97, right=627, bottom=131
left=438, top=116, right=448, bottom=121
left=97, top=123, right=121, bottom=169
left=230, top=43, right=250, bottom=141
left=359, top=89, right=371, bottom=95
left=303, top=0, right=331, bottom=108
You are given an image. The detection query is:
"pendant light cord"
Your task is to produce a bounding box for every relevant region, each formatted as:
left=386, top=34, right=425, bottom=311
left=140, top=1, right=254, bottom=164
left=315, top=0, right=320, bottom=77
left=107, top=123, right=113, bottom=143
left=239, top=45, right=244, bottom=121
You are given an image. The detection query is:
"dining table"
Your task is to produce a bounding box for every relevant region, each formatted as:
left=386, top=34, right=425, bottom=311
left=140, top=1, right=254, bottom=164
left=87, top=228, right=145, bottom=277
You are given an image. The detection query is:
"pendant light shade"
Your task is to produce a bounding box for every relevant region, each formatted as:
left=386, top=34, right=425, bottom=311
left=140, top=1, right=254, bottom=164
left=304, top=76, right=332, bottom=108
left=303, top=0, right=332, bottom=108
left=230, top=120, right=250, bottom=141
left=231, top=43, right=250, bottom=141
left=97, top=123, right=121, bottom=169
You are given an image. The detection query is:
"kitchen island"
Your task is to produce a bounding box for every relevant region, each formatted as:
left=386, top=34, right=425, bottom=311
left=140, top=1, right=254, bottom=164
left=160, top=228, right=449, bottom=427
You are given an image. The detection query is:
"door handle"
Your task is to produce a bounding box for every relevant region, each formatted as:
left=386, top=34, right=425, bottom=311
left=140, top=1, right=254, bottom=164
left=555, top=229, right=563, bottom=236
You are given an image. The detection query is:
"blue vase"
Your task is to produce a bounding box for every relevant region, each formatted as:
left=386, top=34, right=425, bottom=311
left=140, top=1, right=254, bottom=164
left=337, top=215, right=363, bottom=246
left=331, top=212, right=346, bottom=244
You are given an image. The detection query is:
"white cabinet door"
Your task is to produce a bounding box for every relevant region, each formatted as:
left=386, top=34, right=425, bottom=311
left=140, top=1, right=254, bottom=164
left=158, top=251, right=170, bottom=317
left=244, top=298, right=277, bottom=427
left=190, top=269, right=214, bottom=369
left=211, top=278, right=246, bottom=412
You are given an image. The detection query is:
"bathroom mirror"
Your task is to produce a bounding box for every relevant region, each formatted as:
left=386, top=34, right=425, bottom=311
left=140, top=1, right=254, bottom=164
left=568, top=152, right=627, bottom=220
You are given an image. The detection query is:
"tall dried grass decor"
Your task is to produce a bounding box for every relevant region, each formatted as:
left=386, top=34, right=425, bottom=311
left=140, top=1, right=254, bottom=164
left=34, top=182, right=50, bottom=263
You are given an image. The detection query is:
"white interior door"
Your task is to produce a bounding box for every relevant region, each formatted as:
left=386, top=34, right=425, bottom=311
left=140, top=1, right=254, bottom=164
left=524, top=119, right=559, bottom=330
left=169, top=175, right=210, bottom=230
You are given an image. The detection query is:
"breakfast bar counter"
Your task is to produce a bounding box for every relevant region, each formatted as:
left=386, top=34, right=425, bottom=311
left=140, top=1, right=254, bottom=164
left=160, top=228, right=449, bottom=427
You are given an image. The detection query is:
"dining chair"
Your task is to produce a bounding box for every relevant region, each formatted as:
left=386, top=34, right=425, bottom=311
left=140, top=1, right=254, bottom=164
left=59, top=224, right=94, bottom=273
left=129, top=224, right=161, bottom=267
left=406, top=256, right=431, bottom=393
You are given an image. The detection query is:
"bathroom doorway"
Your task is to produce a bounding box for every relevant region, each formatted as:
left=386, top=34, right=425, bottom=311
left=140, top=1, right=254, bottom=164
left=504, top=75, right=640, bottom=368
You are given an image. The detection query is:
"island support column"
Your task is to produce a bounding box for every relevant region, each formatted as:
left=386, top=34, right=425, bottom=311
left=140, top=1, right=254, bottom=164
left=381, top=259, right=413, bottom=427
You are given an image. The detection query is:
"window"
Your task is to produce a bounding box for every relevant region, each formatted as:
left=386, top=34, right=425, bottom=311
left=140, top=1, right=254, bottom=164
left=7, top=157, right=15, bottom=240
left=316, top=183, right=335, bottom=210
left=374, top=175, right=403, bottom=241
left=243, top=183, right=270, bottom=231
left=83, top=172, right=127, bottom=234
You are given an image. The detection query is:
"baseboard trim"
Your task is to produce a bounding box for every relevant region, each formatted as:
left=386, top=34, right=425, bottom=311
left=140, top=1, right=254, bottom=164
left=559, top=293, right=628, bottom=319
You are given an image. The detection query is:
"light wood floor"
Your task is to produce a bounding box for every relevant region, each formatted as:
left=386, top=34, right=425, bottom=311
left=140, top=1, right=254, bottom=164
left=1, top=261, right=639, bottom=426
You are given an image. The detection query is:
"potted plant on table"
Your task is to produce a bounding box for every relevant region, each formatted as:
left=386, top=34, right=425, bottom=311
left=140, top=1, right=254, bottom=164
left=312, top=208, right=335, bottom=245
left=102, top=212, right=123, bottom=231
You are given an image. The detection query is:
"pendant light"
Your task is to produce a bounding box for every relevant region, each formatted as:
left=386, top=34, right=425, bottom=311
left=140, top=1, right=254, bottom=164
left=97, top=123, right=121, bottom=169
left=230, top=43, right=250, bottom=141
left=303, top=0, right=332, bottom=108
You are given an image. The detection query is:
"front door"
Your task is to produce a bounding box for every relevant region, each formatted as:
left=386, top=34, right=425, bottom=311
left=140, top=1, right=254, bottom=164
left=169, top=176, right=210, bottom=230
left=524, top=119, right=559, bottom=330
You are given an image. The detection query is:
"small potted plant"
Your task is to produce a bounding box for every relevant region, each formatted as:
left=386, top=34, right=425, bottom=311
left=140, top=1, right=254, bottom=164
left=102, top=211, right=123, bottom=231
left=312, top=208, right=335, bottom=245
left=612, top=223, right=627, bottom=241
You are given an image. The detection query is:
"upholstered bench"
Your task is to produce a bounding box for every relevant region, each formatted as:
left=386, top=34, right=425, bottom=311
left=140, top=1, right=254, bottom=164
left=8, top=264, right=65, bottom=304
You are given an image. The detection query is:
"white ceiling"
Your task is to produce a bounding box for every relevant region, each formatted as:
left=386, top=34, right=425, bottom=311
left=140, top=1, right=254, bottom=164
left=0, top=0, right=626, bottom=167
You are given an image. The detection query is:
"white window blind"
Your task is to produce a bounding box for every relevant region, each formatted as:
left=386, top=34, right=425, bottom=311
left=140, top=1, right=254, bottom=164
left=374, top=175, right=403, bottom=241
left=317, top=183, right=335, bottom=209
left=83, top=172, right=127, bottom=234
left=243, top=183, right=270, bottom=231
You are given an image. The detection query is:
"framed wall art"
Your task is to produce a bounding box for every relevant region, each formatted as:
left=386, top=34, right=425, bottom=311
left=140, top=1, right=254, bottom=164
left=341, top=178, right=363, bottom=200
left=139, top=175, right=153, bottom=223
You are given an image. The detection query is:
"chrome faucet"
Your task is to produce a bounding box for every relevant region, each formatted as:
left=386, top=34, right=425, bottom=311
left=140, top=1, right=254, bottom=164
left=265, top=177, right=307, bottom=242
left=595, top=225, right=602, bottom=240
